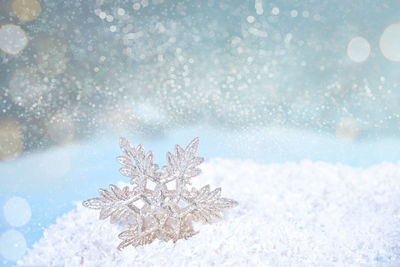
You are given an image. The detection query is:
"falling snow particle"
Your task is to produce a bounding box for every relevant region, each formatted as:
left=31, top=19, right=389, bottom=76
left=106, top=15, right=114, bottom=22
left=133, top=3, right=141, bottom=10
left=272, top=7, right=280, bottom=15
left=99, top=12, right=106, bottom=19
left=255, top=0, right=263, bottom=15
left=302, top=11, right=309, bottom=18
left=247, top=16, right=255, bottom=23
left=117, top=8, right=125, bottom=16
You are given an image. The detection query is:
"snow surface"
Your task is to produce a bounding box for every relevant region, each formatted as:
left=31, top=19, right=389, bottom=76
left=19, top=159, right=400, bottom=266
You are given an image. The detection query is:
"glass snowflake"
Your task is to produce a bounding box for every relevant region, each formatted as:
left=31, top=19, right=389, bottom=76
left=83, top=137, right=238, bottom=249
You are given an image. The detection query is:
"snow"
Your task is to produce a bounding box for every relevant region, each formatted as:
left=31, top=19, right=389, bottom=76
left=19, top=159, right=400, bottom=266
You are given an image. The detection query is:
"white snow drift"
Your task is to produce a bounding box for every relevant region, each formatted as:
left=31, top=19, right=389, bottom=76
left=19, top=159, right=400, bottom=266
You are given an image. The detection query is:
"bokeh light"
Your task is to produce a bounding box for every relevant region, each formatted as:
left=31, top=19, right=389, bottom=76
left=11, top=0, right=42, bottom=22
left=35, top=37, right=68, bottom=76
left=135, top=102, right=167, bottom=127
left=8, top=67, right=48, bottom=108
left=103, top=107, right=138, bottom=133
left=0, top=119, right=24, bottom=161
left=0, top=230, right=27, bottom=261
left=0, top=0, right=398, bottom=157
left=379, top=23, right=400, bottom=61
left=0, top=1, right=400, bottom=264
left=347, top=36, right=371, bottom=63
left=335, top=117, right=360, bottom=142
left=247, top=16, right=255, bottom=23
left=3, top=196, right=31, bottom=227
left=46, top=112, right=75, bottom=144
left=271, top=7, right=280, bottom=16
left=0, top=24, right=28, bottom=55
left=255, top=0, right=264, bottom=15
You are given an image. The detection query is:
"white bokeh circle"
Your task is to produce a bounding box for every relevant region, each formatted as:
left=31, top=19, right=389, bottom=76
left=347, top=36, right=371, bottom=63
left=3, top=196, right=32, bottom=227
left=0, top=229, right=27, bottom=261
left=379, top=23, right=400, bottom=61
left=0, top=24, right=28, bottom=55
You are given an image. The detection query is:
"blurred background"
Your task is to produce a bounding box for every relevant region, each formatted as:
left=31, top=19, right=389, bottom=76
left=0, top=0, right=400, bottom=264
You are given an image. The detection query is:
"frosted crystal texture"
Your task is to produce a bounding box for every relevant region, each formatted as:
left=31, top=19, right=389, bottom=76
left=20, top=160, right=400, bottom=266
left=83, top=137, right=238, bottom=249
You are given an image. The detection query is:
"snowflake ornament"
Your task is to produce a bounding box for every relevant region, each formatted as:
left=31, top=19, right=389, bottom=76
left=83, top=137, right=238, bottom=249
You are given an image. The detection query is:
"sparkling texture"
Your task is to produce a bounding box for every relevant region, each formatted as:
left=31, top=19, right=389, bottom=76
left=19, top=159, right=400, bottom=266
left=83, top=137, right=238, bottom=249
left=2, top=1, right=400, bottom=152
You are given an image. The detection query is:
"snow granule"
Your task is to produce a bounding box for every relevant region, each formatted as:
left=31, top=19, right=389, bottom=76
left=19, top=159, right=400, bottom=266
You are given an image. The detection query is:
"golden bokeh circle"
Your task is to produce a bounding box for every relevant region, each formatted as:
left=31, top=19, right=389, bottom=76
left=0, top=119, right=24, bottom=160
left=11, top=0, right=42, bottom=22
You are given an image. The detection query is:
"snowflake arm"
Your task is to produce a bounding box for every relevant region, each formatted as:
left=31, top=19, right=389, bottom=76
left=182, top=185, right=238, bottom=223
left=163, top=137, right=204, bottom=193
left=117, top=137, right=160, bottom=191
left=82, top=185, right=139, bottom=223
